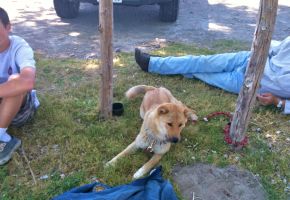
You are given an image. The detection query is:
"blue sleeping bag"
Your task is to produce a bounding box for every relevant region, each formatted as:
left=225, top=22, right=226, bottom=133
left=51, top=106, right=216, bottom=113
left=52, top=166, right=178, bottom=200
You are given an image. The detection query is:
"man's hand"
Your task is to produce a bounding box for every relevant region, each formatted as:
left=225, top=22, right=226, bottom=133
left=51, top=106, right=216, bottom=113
left=256, top=93, right=279, bottom=106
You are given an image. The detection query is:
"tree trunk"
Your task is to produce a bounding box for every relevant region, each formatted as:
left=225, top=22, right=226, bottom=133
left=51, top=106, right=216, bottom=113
left=230, top=0, right=278, bottom=150
left=99, top=0, right=113, bottom=119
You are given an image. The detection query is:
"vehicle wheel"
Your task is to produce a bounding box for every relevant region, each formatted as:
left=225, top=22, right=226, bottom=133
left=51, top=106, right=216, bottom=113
left=159, top=0, right=179, bottom=22
left=53, top=0, right=80, bottom=19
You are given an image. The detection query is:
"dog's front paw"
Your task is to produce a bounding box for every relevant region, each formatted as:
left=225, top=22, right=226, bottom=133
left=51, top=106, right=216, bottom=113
left=133, top=167, right=146, bottom=179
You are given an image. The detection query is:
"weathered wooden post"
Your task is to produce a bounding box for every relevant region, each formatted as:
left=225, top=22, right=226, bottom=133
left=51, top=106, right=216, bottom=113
left=230, top=0, right=278, bottom=150
left=99, top=0, right=113, bottom=119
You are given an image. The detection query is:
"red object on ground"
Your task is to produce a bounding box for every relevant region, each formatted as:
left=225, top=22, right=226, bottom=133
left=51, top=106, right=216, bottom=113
left=203, top=112, right=248, bottom=147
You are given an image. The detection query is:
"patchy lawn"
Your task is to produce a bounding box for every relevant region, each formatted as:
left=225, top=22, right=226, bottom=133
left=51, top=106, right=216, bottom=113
left=0, top=41, right=289, bottom=200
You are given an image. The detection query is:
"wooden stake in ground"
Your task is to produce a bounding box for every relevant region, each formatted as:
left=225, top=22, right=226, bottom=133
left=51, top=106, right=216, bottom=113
left=99, top=0, right=113, bottom=119
left=230, top=0, right=278, bottom=150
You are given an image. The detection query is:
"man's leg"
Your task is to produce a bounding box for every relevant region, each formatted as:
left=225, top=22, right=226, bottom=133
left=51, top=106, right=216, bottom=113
left=0, top=94, right=24, bottom=165
left=149, top=51, right=251, bottom=75
left=0, top=94, right=25, bottom=128
left=191, top=71, right=245, bottom=94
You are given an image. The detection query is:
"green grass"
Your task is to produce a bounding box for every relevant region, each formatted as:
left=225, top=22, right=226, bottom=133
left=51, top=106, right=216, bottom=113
left=0, top=40, right=289, bottom=199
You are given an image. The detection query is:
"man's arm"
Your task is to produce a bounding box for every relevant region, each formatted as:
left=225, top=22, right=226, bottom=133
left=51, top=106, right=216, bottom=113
left=0, top=67, right=35, bottom=98
left=257, top=93, right=289, bottom=114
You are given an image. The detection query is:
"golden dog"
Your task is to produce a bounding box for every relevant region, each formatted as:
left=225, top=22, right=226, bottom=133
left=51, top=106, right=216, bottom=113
left=106, top=85, right=198, bottom=179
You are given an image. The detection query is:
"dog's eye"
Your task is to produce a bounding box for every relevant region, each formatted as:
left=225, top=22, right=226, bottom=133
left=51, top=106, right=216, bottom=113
left=167, top=123, right=173, bottom=127
left=179, top=124, right=183, bottom=127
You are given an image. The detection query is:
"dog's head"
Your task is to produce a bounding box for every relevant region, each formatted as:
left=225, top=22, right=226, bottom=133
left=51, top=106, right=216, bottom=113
left=153, top=103, right=197, bottom=143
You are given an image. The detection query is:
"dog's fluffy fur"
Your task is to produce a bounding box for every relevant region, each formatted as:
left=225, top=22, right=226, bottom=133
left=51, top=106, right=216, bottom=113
left=106, top=85, right=198, bottom=179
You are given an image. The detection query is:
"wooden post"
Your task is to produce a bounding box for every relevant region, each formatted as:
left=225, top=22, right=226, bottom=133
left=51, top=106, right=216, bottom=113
left=99, top=0, right=113, bottom=119
left=230, top=0, right=278, bottom=150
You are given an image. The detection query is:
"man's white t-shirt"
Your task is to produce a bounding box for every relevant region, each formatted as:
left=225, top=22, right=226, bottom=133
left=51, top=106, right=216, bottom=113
left=0, top=35, right=35, bottom=84
left=0, top=35, right=39, bottom=108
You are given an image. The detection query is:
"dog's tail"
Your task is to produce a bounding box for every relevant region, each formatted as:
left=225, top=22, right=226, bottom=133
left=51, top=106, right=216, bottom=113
left=125, top=85, right=156, bottom=99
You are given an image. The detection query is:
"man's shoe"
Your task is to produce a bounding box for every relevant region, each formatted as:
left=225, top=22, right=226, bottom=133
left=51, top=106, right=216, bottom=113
left=135, top=48, right=150, bottom=72
left=0, top=137, right=21, bottom=165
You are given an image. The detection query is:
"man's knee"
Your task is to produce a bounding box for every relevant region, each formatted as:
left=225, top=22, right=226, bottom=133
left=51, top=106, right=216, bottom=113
left=7, top=74, right=20, bottom=81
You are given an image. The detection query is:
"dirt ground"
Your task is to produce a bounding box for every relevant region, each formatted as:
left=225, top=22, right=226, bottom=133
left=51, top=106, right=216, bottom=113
left=173, top=164, right=267, bottom=200
left=1, top=1, right=290, bottom=199
left=2, top=0, right=290, bottom=59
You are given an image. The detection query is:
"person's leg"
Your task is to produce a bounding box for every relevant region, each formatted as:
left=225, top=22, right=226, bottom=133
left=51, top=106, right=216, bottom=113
left=191, top=70, right=245, bottom=94
left=0, top=94, right=25, bottom=165
left=0, top=94, right=26, bottom=128
left=149, top=51, right=251, bottom=75
left=11, top=91, right=37, bottom=127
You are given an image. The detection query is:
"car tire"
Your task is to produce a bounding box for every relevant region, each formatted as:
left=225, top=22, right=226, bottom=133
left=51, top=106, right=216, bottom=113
left=159, top=0, right=179, bottom=22
left=53, top=0, right=80, bottom=19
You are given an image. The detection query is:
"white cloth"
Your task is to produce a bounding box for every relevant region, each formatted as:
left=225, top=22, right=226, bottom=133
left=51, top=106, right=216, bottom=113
left=0, top=128, right=11, bottom=142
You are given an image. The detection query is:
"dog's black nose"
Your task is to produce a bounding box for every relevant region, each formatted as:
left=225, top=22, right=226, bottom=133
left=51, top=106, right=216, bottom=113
left=170, top=137, right=179, bottom=143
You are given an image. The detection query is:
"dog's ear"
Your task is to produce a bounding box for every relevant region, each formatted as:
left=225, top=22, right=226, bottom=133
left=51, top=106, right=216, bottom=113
left=184, top=107, right=198, bottom=122
left=158, top=105, right=169, bottom=115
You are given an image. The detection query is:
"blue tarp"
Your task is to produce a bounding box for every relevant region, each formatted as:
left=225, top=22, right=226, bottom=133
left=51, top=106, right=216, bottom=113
left=52, top=166, right=178, bottom=200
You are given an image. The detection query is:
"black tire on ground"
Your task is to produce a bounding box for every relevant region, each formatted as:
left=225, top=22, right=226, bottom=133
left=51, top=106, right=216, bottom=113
left=159, top=0, right=179, bottom=22
left=53, top=0, right=80, bottom=19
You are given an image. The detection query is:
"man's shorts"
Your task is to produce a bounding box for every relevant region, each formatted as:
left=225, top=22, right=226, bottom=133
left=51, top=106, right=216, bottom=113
left=11, top=91, right=36, bottom=127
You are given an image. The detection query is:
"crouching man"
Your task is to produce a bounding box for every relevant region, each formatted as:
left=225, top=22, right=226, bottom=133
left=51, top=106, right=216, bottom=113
left=0, top=7, right=39, bottom=165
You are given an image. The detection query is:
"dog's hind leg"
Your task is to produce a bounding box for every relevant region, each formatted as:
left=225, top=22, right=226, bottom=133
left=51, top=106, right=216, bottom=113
left=133, top=154, right=162, bottom=179
left=105, top=141, right=138, bottom=167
